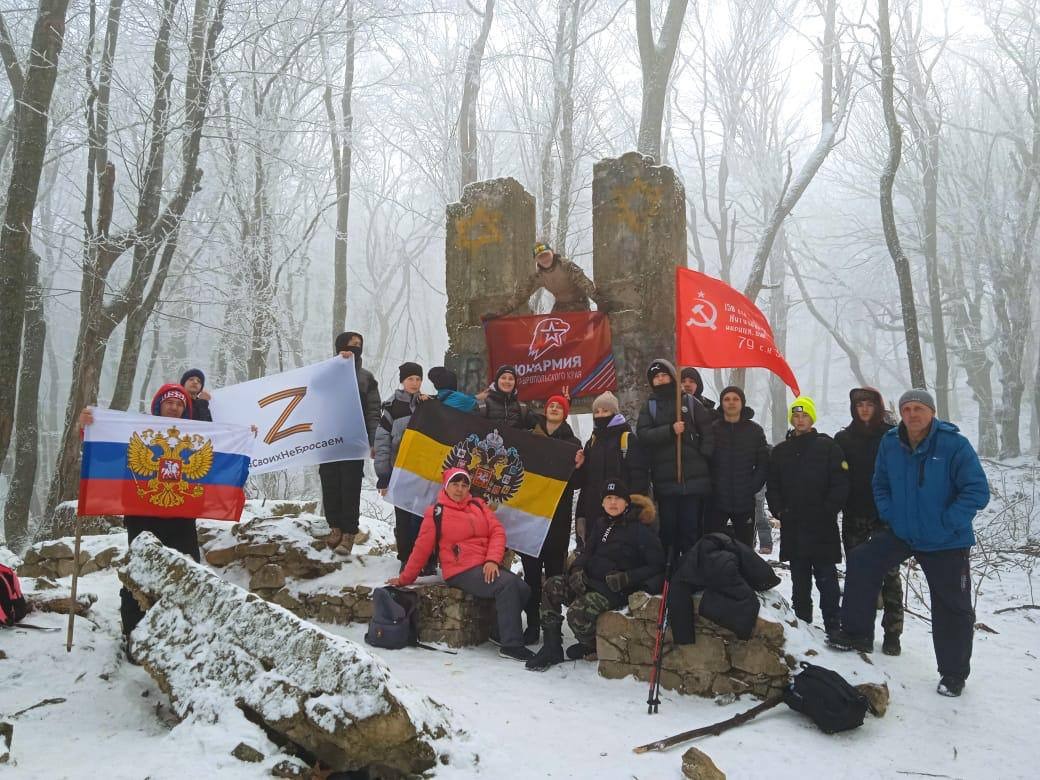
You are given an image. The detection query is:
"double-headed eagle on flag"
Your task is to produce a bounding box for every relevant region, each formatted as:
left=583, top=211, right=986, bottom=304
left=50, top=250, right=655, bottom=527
left=128, top=426, right=214, bottom=509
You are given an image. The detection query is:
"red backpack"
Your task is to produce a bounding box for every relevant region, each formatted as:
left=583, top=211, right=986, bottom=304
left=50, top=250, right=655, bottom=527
left=0, top=563, right=29, bottom=626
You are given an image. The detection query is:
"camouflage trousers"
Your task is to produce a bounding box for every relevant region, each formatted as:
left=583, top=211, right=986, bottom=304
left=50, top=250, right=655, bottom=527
left=843, top=516, right=904, bottom=637
left=540, top=573, right=614, bottom=647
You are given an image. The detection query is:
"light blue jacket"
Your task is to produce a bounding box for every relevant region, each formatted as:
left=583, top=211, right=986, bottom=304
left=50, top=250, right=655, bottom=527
left=872, top=420, right=990, bottom=551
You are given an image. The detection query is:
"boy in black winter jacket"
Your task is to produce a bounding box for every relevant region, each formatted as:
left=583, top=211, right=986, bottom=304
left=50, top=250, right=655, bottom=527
left=637, top=359, right=715, bottom=561
left=477, top=364, right=537, bottom=429
left=526, top=481, right=664, bottom=671
left=180, top=369, right=212, bottom=421
left=766, top=396, right=849, bottom=635
left=707, top=386, right=769, bottom=546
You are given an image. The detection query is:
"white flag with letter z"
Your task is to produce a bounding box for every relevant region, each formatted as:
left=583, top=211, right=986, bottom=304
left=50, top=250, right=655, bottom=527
left=208, top=356, right=368, bottom=473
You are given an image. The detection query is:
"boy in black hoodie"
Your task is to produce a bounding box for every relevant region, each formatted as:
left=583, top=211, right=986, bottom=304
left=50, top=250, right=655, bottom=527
left=834, top=387, right=902, bottom=655
left=526, top=481, right=663, bottom=671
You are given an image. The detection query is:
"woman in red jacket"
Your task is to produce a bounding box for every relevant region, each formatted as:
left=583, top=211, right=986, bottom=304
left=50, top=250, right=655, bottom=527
left=387, top=468, right=534, bottom=662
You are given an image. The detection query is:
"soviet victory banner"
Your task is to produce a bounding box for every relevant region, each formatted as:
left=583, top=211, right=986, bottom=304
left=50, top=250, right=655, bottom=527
left=483, top=311, right=617, bottom=401
left=78, top=408, right=254, bottom=521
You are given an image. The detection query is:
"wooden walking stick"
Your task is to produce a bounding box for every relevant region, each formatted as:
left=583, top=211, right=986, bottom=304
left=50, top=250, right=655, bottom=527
left=66, top=513, right=82, bottom=652
left=634, top=696, right=784, bottom=753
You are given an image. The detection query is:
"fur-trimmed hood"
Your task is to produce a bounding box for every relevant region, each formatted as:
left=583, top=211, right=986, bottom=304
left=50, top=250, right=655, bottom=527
left=629, top=493, right=656, bottom=525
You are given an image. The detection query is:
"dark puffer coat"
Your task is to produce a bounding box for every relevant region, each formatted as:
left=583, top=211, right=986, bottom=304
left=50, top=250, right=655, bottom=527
left=766, top=430, right=849, bottom=563
left=574, top=415, right=650, bottom=522
left=834, top=388, right=894, bottom=520
left=575, top=495, right=665, bottom=602
left=710, top=407, right=769, bottom=513
left=668, top=533, right=781, bottom=642
left=636, top=359, right=715, bottom=496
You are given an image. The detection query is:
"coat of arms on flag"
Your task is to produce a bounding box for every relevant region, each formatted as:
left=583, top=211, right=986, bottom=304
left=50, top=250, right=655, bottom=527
left=128, top=427, right=214, bottom=509
left=443, top=430, right=524, bottom=506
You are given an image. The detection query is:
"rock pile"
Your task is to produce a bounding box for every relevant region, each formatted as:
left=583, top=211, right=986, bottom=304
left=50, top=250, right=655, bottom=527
left=37, top=501, right=123, bottom=541
left=17, top=537, right=124, bottom=579
left=597, top=592, right=792, bottom=700
left=121, top=532, right=455, bottom=776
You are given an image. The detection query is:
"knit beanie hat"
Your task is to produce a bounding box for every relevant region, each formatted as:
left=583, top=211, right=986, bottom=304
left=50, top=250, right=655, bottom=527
left=720, top=385, right=746, bottom=409
left=788, top=396, right=818, bottom=425
left=533, top=242, right=552, bottom=258
left=399, top=362, right=423, bottom=383
left=179, top=368, right=205, bottom=389
left=601, top=479, right=631, bottom=504
left=494, top=365, right=519, bottom=392
left=150, top=383, right=192, bottom=418
left=898, top=388, right=936, bottom=413
left=428, top=366, right=458, bottom=392
left=546, top=394, right=570, bottom=417
left=592, top=391, right=620, bottom=415
left=646, top=360, right=674, bottom=385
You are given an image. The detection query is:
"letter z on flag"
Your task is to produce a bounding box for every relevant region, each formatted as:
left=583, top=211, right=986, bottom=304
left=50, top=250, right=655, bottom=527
left=79, top=408, right=254, bottom=522
left=208, top=356, right=370, bottom=473
left=385, top=403, right=578, bottom=556
left=676, top=267, right=800, bottom=395
left=484, top=311, right=616, bottom=401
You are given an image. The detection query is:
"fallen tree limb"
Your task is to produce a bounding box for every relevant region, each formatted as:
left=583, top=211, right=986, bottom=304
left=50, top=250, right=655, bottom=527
left=633, top=696, right=784, bottom=754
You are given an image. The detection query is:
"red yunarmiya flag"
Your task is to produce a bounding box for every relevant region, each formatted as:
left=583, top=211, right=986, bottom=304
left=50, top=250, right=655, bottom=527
left=484, top=311, right=617, bottom=402
left=675, top=267, right=800, bottom=396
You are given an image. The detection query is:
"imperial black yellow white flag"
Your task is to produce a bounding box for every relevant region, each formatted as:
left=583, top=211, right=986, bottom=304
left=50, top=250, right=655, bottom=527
left=385, top=403, right=579, bottom=556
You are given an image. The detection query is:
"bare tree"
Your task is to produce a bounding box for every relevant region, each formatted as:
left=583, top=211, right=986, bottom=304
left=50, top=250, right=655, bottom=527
left=0, top=0, right=70, bottom=470
left=635, top=0, right=687, bottom=162
left=877, top=0, right=927, bottom=388
left=458, top=0, right=496, bottom=192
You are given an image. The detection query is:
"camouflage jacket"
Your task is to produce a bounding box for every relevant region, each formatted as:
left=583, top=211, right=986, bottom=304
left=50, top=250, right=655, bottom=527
left=503, top=255, right=607, bottom=314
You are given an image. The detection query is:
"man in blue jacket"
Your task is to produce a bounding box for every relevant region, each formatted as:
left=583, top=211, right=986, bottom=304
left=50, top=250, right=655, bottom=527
left=828, top=390, right=990, bottom=697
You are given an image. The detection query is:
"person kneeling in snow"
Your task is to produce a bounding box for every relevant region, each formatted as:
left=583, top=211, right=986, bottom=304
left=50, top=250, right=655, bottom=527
left=526, top=481, right=664, bottom=671
left=386, top=468, right=534, bottom=662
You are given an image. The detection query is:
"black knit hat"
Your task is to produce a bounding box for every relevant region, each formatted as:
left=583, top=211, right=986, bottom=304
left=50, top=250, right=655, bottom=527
left=399, top=362, right=423, bottom=383
left=428, top=366, right=457, bottom=392
left=601, top=480, right=630, bottom=503
left=494, top=364, right=519, bottom=392
left=720, top=385, right=746, bottom=408
left=180, top=368, right=205, bottom=389
left=647, top=360, right=673, bottom=384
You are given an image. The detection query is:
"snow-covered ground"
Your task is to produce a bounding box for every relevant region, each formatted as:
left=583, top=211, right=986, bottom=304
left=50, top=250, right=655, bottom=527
left=2, top=478, right=1037, bottom=778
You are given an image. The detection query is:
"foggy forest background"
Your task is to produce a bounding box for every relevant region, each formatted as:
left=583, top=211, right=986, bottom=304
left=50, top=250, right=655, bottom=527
left=1, top=0, right=1038, bottom=549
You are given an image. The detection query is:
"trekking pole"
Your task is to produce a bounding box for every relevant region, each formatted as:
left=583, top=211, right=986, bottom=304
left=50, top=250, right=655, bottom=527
left=66, top=514, right=83, bottom=652
left=647, top=559, right=673, bottom=714
left=674, top=378, right=683, bottom=483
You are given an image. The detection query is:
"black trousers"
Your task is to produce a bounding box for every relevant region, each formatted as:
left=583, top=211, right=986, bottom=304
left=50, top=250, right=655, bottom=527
left=843, top=530, right=973, bottom=679
left=394, top=507, right=422, bottom=563
left=120, top=517, right=200, bottom=636
left=657, top=494, right=703, bottom=562
left=704, top=507, right=755, bottom=547
left=318, top=459, right=364, bottom=534
left=789, top=555, right=841, bottom=632
left=519, top=510, right=571, bottom=629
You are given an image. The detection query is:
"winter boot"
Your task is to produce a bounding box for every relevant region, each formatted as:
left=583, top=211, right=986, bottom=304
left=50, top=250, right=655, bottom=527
left=523, top=610, right=540, bottom=646
left=526, top=622, right=564, bottom=671
left=333, top=533, right=356, bottom=556
left=882, top=633, right=902, bottom=656
left=499, top=645, right=535, bottom=662
left=937, top=676, right=965, bottom=697
left=325, top=528, right=344, bottom=550
left=825, top=629, right=873, bottom=653
left=565, top=642, right=596, bottom=661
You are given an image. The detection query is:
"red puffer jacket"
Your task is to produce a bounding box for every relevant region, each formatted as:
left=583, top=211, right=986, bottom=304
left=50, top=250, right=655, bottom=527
left=399, top=490, right=507, bottom=584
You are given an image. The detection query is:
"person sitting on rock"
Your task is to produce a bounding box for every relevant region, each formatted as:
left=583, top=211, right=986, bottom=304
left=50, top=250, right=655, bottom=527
left=387, top=468, right=534, bottom=662
left=486, top=242, right=611, bottom=316
left=526, top=480, right=664, bottom=671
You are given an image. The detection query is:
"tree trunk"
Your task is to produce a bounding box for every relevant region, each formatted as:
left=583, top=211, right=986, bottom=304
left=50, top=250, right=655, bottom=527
left=327, top=0, right=355, bottom=338
left=458, top=0, right=495, bottom=192
left=3, top=249, right=45, bottom=550
left=768, top=241, right=789, bottom=443
left=635, top=0, right=688, bottom=163
left=877, top=0, right=926, bottom=389
left=0, top=0, right=71, bottom=469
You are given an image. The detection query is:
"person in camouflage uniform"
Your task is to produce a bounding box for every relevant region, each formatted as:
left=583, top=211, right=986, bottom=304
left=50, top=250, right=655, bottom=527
left=834, top=387, right=903, bottom=655
left=488, top=243, right=611, bottom=316
left=526, top=481, right=664, bottom=671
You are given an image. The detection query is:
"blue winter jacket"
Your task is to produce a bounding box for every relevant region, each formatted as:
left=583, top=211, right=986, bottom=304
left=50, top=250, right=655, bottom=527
left=872, top=420, right=990, bottom=552
left=436, top=388, right=478, bottom=413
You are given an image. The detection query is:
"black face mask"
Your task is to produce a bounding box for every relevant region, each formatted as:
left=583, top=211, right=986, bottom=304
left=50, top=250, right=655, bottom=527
left=593, top=415, right=612, bottom=429
left=345, top=345, right=362, bottom=359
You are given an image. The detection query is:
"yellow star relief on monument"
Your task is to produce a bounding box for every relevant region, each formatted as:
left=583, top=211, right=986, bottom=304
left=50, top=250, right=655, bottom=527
left=452, top=205, right=504, bottom=252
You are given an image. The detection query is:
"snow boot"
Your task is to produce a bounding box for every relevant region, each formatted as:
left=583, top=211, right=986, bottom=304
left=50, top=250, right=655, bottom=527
left=937, top=676, right=965, bottom=697
left=826, top=629, right=873, bottom=653
left=526, top=622, right=564, bottom=671
left=333, top=533, right=355, bottom=556
left=565, top=642, right=596, bottom=661
left=499, top=645, right=535, bottom=662
left=523, top=610, right=540, bottom=645
left=882, top=633, right=901, bottom=656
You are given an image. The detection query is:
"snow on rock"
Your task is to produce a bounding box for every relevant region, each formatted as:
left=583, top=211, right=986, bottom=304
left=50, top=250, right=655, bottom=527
left=18, top=534, right=126, bottom=579
left=120, top=532, right=457, bottom=775
left=35, top=500, right=123, bottom=541
left=0, top=544, right=21, bottom=568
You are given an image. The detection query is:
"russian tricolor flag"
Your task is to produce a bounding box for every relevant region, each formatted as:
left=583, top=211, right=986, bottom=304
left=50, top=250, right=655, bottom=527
left=79, top=408, right=255, bottom=522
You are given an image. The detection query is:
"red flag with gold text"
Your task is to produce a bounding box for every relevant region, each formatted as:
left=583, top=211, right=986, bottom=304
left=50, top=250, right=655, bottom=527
left=675, top=267, right=800, bottom=395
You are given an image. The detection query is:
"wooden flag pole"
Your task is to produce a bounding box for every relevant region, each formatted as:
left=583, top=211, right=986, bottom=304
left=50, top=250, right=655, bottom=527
left=65, top=514, right=82, bottom=652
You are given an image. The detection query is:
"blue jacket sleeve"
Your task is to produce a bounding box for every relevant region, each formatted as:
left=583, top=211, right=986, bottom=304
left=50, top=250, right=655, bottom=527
left=872, top=438, right=895, bottom=524
left=941, top=438, right=990, bottom=533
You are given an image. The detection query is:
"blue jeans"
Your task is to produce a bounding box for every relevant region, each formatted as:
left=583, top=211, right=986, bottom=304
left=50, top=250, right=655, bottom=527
left=842, top=530, right=973, bottom=679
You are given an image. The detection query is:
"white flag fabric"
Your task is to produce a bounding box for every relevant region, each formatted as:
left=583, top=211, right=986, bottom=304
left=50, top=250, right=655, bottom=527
left=208, top=357, right=369, bottom=474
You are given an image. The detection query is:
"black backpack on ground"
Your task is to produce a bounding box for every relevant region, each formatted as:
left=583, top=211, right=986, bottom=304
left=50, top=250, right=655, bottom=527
left=365, top=586, right=420, bottom=649
left=783, top=662, right=871, bottom=733
left=1, top=563, right=29, bottom=627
